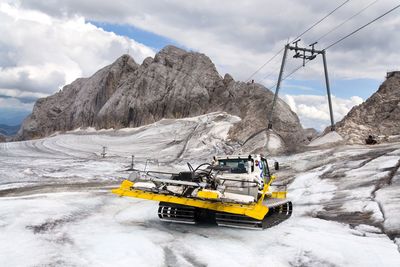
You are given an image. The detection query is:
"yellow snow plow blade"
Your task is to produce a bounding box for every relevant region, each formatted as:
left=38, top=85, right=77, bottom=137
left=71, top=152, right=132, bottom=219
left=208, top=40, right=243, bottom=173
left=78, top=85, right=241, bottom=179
left=112, top=180, right=269, bottom=220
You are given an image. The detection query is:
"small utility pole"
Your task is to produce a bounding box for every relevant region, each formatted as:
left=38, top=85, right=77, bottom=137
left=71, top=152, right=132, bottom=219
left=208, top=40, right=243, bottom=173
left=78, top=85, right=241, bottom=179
left=101, top=146, right=107, bottom=158
left=130, top=155, right=135, bottom=170
left=268, top=40, right=335, bottom=131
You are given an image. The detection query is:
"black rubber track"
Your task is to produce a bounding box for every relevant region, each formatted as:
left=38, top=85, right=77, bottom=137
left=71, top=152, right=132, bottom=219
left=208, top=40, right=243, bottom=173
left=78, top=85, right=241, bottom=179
left=157, top=201, right=293, bottom=229
left=158, top=202, right=196, bottom=224
left=215, top=201, right=293, bottom=229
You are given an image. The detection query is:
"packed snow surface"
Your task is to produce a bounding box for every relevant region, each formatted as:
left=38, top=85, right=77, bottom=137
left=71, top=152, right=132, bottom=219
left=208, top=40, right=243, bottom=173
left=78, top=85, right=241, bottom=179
left=1, top=114, right=399, bottom=267
left=308, top=131, right=343, bottom=147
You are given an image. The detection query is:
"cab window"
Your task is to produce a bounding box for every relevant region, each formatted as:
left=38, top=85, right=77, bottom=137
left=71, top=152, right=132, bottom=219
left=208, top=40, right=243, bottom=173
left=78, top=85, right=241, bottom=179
left=218, top=159, right=248, bottom=173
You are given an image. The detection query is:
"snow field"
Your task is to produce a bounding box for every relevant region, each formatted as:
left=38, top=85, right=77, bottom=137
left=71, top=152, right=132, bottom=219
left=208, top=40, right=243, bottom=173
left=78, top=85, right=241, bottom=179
left=0, top=113, right=399, bottom=266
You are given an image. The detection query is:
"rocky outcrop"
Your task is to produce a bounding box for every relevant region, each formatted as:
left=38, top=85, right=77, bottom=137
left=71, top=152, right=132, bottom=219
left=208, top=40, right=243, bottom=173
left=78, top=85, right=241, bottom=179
left=18, top=54, right=138, bottom=139
left=18, top=45, right=307, bottom=152
left=334, top=71, right=400, bottom=143
left=304, top=128, right=319, bottom=141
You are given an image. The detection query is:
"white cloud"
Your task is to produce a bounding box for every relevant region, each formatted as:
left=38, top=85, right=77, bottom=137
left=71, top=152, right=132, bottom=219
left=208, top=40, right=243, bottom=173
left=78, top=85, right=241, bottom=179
left=0, top=97, right=34, bottom=111
left=284, top=94, right=297, bottom=113
left=13, top=0, right=400, bottom=82
left=0, top=2, right=155, bottom=113
left=0, top=89, right=47, bottom=100
left=282, top=94, right=363, bottom=131
left=0, top=0, right=397, bottom=127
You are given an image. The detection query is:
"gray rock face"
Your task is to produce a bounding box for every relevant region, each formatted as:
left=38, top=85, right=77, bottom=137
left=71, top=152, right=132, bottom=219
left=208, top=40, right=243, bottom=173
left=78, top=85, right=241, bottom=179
left=334, top=71, right=400, bottom=143
left=18, top=54, right=138, bottom=139
left=18, top=45, right=306, bottom=151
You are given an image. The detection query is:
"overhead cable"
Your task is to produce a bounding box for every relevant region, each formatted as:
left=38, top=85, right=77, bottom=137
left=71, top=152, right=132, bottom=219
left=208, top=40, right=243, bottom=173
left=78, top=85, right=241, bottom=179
left=245, top=0, right=351, bottom=82
left=315, top=0, right=379, bottom=42
left=325, top=3, right=400, bottom=50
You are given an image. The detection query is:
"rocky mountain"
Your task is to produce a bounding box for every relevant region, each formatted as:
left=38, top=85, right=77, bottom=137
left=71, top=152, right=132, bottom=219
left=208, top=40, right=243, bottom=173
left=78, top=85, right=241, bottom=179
left=17, top=45, right=307, bottom=152
left=334, top=71, right=400, bottom=143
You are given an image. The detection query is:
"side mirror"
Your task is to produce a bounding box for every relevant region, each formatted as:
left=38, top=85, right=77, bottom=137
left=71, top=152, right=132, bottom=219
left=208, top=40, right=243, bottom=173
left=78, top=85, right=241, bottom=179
left=274, top=161, right=279, bottom=170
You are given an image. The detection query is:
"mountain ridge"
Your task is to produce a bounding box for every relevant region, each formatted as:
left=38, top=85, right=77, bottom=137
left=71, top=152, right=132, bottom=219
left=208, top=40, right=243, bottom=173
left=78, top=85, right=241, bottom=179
left=17, top=45, right=308, bottom=152
left=333, top=71, right=400, bottom=143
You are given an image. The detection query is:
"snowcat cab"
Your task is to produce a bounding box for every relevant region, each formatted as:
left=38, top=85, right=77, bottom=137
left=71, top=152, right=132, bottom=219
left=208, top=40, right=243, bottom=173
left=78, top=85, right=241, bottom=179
left=208, top=155, right=269, bottom=206
left=112, top=154, right=292, bottom=229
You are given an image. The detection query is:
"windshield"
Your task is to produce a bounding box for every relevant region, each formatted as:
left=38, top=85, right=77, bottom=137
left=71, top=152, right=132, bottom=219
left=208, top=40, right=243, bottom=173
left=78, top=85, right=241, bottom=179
left=218, top=159, right=249, bottom=173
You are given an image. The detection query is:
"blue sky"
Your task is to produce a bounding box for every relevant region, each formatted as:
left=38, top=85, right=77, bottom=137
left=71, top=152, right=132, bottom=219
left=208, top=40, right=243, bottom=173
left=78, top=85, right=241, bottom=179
left=283, top=78, right=382, bottom=99
left=91, top=21, right=180, bottom=51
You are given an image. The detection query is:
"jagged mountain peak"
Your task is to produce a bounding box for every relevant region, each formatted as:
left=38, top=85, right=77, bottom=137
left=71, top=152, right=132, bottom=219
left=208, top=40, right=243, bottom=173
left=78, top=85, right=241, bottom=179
left=112, top=53, right=137, bottom=67
left=153, top=45, right=218, bottom=76
left=156, top=45, right=187, bottom=58
left=17, top=46, right=307, bottom=153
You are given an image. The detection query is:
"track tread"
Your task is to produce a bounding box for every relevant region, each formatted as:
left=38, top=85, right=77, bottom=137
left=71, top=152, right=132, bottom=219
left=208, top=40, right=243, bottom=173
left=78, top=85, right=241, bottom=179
left=157, top=201, right=293, bottom=229
left=158, top=202, right=196, bottom=224
left=215, top=201, right=293, bottom=229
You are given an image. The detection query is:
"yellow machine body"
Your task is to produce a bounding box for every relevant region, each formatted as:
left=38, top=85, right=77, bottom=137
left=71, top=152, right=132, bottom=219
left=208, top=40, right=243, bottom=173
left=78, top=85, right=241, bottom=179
left=196, top=189, right=221, bottom=199
left=112, top=176, right=287, bottom=221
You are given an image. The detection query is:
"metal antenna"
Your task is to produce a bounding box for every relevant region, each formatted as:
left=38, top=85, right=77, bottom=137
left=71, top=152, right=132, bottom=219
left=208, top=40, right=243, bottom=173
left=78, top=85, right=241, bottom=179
left=101, top=146, right=107, bottom=158
left=144, top=159, right=150, bottom=172
left=130, top=155, right=135, bottom=169
left=292, top=39, right=301, bottom=58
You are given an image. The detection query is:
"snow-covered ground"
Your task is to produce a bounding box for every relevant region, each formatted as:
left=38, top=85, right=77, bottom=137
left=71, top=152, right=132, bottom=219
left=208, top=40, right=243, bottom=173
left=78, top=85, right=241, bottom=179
left=1, top=114, right=399, bottom=267
left=0, top=113, right=239, bottom=193
left=308, top=131, right=343, bottom=147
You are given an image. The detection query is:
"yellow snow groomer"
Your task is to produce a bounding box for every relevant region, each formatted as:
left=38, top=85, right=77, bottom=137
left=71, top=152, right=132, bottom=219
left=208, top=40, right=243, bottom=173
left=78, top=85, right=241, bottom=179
left=112, top=155, right=292, bottom=229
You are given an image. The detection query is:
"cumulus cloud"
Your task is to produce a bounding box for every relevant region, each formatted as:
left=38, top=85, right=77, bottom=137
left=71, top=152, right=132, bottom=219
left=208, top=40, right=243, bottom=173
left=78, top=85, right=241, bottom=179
left=13, top=0, right=400, bottom=82
left=0, top=97, right=34, bottom=111
left=1, top=0, right=397, bottom=126
left=282, top=94, right=363, bottom=131
left=0, top=2, right=154, bottom=116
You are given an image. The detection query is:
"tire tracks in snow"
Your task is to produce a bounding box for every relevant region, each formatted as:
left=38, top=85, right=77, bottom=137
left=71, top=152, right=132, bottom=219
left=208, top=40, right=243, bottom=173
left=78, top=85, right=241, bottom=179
left=163, top=121, right=201, bottom=164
